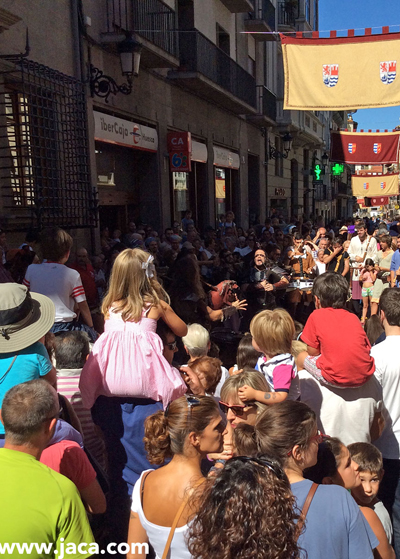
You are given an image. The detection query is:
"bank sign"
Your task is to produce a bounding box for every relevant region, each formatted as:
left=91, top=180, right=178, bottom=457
left=94, top=111, right=158, bottom=153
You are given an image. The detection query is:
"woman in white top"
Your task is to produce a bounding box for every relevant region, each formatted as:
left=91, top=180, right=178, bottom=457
left=127, top=395, right=224, bottom=559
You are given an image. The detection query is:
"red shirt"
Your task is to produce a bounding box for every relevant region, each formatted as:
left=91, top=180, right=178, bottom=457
left=69, top=263, right=98, bottom=308
left=40, top=440, right=96, bottom=492
left=301, top=308, right=375, bottom=386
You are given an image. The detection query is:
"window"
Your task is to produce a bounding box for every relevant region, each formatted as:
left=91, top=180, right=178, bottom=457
left=313, top=0, right=318, bottom=30
left=248, top=56, right=256, bottom=77
left=4, top=92, right=34, bottom=207
left=305, top=0, right=310, bottom=24
left=0, top=59, right=95, bottom=231
left=216, top=24, right=230, bottom=56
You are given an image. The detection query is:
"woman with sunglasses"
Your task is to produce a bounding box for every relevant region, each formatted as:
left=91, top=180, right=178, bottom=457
left=127, top=395, right=225, bottom=559
left=234, top=401, right=377, bottom=559
left=187, top=456, right=299, bottom=559
left=220, top=370, right=270, bottom=430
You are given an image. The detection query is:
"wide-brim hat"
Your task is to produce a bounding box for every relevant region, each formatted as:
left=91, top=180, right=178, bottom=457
left=0, top=284, right=55, bottom=353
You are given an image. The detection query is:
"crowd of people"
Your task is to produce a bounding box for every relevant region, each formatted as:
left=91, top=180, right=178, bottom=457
left=1, top=210, right=400, bottom=559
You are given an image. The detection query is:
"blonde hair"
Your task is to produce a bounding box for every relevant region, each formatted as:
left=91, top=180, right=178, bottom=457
left=182, top=323, right=210, bottom=357
left=250, top=309, right=294, bottom=357
left=291, top=340, right=307, bottom=358
left=102, top=248, right=169, bottom=321
left=221, top=370, right=270, bottom=416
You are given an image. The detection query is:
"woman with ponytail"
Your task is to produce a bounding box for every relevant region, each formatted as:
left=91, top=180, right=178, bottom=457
left=127, top=395, right=224, bottom=559
left=233, top=401, right=377, bottom=559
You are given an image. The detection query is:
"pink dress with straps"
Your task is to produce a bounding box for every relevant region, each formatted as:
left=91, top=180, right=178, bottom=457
left=79, top=306, right=187, bottom=409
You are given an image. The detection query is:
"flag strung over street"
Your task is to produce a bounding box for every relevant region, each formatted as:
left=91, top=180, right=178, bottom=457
left=351, top=173, right=399, bottom=197
left=331, top=130, right=400, bottom=164
left=281, top=30, right=400, bottom=110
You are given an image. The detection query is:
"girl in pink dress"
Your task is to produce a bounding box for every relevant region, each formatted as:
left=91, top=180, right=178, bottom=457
left=79, top=249, right=189, bottom=542
left=80, top=248, right=188, bottom=409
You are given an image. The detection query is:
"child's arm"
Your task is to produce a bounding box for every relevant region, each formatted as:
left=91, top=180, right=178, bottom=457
left=238, top=385, right=288, bottom=405
left=360, top=507, right=395, bottom=559
left=158, top=301, right=188, bottom=337
left=77, top=300, right=94, bottom=328
left=307, top=344, right=320, bottom=356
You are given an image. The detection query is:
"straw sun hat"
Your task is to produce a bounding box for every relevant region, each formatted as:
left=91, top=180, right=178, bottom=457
left=0, top=284, right=55, bottom=353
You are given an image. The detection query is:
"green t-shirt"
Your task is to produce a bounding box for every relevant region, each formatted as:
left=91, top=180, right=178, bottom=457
left=0, top=449, right=94, bottom=558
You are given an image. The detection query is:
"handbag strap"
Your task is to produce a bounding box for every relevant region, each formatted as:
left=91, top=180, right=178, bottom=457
left=161, top=477, right=206, bottom=559
left=295, top=482, right=318, bottom=539
left=0, top=355, right=17, bottom=385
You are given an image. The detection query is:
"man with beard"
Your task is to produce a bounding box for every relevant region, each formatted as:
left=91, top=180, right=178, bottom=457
left=241, top=248, right=289, bottom=328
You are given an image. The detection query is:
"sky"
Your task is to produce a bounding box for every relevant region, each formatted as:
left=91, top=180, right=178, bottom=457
left=319, top=0, right=400, bottom=130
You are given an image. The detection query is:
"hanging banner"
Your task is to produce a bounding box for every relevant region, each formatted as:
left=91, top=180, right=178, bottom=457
left=370, top=196, right=390, bottom=206
left=352, top=173, right=399, bottom=197
left=281, top=31, right=400, bottom=110
left=331, top=131, right=400, bottom=164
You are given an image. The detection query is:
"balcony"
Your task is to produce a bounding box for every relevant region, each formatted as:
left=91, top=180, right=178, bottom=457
left=219, top=0, right=255, bottom=13
left=168, top=30, right=257, bottom=114
left=103, top=0, right=179, bottom=69
left=247, top=85, right=276, bottom=125
left=277, top=1, right=298, bottom=31
left=244, top=0, right=276, bottom=40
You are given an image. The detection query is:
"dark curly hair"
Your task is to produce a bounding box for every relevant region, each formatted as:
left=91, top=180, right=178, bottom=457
left=187, top=456, right=300, bottom=559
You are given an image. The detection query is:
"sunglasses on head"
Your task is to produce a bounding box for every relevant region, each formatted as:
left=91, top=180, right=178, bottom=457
left=219, top=401, right=255, bottom=416
left=232, top=456, right=286, bottom=480
left=165, top=394, right=201, bottom=426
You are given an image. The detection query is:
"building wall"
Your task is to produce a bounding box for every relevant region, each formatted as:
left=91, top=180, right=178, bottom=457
left=0, top=0, right=75, bottom=76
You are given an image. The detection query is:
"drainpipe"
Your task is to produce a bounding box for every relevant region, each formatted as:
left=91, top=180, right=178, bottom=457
left=70, top=0, right=84, bottom=81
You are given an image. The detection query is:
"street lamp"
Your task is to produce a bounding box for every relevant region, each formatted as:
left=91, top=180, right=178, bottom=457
left=89, top=34, right=142, bottom=103
left=321, top=152, right=329, bottom=166
left=118, top=34, right=142, bottom=79
left=269, top=132, right=293, bottom=159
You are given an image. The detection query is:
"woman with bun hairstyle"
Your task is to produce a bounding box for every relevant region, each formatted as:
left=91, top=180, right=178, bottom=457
left=234, top=401, right=378, bottom=559
left=187, top=456, right=299, bottom=559
left=127, top=395, right=225, bottom=559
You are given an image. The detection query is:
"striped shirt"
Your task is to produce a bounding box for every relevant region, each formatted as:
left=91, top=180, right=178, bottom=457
left=57, top=369, right=106, bottom=469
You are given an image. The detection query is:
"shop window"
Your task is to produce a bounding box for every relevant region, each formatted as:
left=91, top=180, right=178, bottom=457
left=215, top=167, right=226, bottom=218
left=173, top=172, right=189, bottom=222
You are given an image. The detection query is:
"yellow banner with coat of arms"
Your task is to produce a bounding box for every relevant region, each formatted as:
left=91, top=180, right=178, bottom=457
left=351, top=173, right=399, bottom=197
left=281, top=32, right=400, bottom=110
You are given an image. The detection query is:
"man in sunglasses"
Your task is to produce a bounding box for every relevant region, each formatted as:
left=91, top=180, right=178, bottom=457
left=241, top=249, right=289, bottom=327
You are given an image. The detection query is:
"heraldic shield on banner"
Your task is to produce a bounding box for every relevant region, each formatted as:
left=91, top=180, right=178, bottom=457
left=352, top=173, right=399, bottom=197
left=323, top=64, right=339, bottom=87
left=331, top=131, right=400, bottom=164
left=380, top=61, right=397, bottom=84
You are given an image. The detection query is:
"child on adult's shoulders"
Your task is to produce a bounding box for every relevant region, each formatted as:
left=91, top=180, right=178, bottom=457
left=296, top=272, right=375, bottom=388
left=239, top=308, right=300, bottom=404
